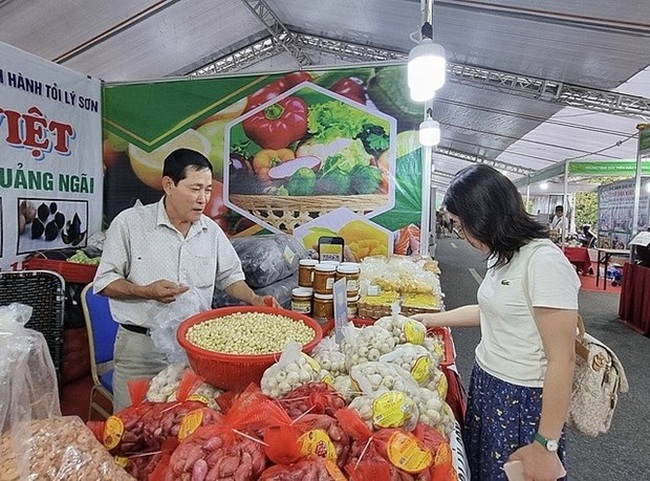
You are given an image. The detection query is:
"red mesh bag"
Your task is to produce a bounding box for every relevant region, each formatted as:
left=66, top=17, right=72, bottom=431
left=336, top=408, right=432, bottom=480
left=164, top=385, right=288, bottom=480
left=278, top=382, right=347, bottom=419
left=412, top=423, right=456, bottom=481
left=259, top=456, right=347, bottom=480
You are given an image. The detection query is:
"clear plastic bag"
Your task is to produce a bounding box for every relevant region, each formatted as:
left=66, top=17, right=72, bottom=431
left=379, top=344, right=435, bottom=385
left=341, top=324, right=396, bottom=370
left=261, top=342, right=321, bottom=398
left=0, top=302, right=61, bottom=479
left=150, top=288, right=209, bottom=364
left=0, top=416, right=134, bottom=480
left=311, top=336, right=347, bottom=377
left=231, top=234, right=308, bottom=288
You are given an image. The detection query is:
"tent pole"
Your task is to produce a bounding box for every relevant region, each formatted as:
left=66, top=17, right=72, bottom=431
left=562, top=160, right=570, bottom=249
left=419, top=98, right=434, bottom=256
left=632, top=126, right=644, bottom=239
left=525, top=175, right=530, bottom=212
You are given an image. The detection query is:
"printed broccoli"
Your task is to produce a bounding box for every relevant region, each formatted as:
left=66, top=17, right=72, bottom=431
left=285, top=167, right=316, bottom=196
left=349, top=164, right=382, bottom=194
left=315, top=168, right=351, bottom=195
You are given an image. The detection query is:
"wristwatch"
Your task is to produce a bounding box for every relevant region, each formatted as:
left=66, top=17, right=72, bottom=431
left=535, top=432, right=559, bottom=452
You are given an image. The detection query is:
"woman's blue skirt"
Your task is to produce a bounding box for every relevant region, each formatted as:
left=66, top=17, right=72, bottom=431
left=462, top=362, right=567, bottom=480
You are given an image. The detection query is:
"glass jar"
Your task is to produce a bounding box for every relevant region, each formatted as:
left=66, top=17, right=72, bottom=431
left=347, top=295, right=359, bottom=318
left=313, top=293, right=334, bottom=321
left=336, top=264, right=360, bottom=297
left=291, top=287, right=313, bottom=315
left=298, top=259, right=318, bottom=287
left=313, top=263, right=337, bottom=295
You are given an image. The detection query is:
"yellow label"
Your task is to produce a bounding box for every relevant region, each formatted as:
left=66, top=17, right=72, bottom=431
left=404, top=321, right=425, bottom=345
left=114, top=456, right=129, bottom=468
left=178, top=409, right=204, bottom=441
left=299, top=429, right=337, bottom=461
left=386, top=431, right=433, bottom=473
left=437, top=373, right=449, bottom=399
left=325, top=459, right=347, bottom=481
left=372, top=391, right=415, bottom=428
left=304, top=354, right=321, bottom=372
left=411, top=356, right=433, bottom=384
left=103, top=416, right=124, bottom=450
left=433, top=442, right=453, bottom=471
left=187, top=394, right=210, bottom=406
left=321, top=373, right=335, bottom=387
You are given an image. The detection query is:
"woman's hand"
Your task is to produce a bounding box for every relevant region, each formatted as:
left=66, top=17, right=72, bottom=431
left=410, top=313, right=439, bottom=328
left=508, top=442, right=566, bottom=481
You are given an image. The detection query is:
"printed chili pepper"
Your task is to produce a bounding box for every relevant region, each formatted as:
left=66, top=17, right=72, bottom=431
left=246, top=71, right=313, bottom=111
left=330, top=77, right=366, bottom=104
left=243, top=96, right=308, bottom=150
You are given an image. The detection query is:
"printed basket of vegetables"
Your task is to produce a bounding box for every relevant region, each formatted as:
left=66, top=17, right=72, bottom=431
left=225, top=79, right=396, bottom=233
left=176, top=306, right=323, bottom=391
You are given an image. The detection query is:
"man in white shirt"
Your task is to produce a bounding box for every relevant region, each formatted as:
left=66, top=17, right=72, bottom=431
left=550, top=205, right=569, bottom=234
left=94, top=148, right=274, bottom=410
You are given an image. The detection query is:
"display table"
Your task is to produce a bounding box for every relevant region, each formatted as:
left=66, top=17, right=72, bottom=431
left=619, top=262, right=650, bottom=336
left=596, top=248, right=630, bottom=290
left=563, top=246, right=592, bottom=274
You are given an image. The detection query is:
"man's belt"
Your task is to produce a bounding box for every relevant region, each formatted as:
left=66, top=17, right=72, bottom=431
left=120, top=323, right=150, bottom=335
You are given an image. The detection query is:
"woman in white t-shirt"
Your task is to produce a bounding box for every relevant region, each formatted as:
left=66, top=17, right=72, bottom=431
left=413, top=165, right=579, bottom=481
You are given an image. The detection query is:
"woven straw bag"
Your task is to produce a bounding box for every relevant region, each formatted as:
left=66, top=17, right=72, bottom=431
left=566, top=317, right=629, bottom=436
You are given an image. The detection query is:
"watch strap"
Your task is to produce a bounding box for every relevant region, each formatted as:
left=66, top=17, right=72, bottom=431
left=534, top=432, right=558, bottom=451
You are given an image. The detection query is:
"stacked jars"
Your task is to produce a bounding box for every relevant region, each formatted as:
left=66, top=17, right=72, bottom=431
left=292, top=259, right=318, bottom=316
left=312, top=262, right=337, bottom=322
left=337, top=262, right=360, bottom=318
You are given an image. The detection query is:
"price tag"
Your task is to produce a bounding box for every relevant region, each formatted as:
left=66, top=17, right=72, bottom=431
left=333, top=277, right=348, bottom=344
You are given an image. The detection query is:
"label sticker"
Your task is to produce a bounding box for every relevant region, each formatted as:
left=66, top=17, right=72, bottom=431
left=178, top=409, right=204, bottom=440
left=404, top=321, right=426, bottom=345
left=386, top=431, right=434, bottom=473
left=299, top=429, right=337, bottom=461
left=103, top=416, right=124, bottom=450
left=411, top=356, right=433, bottom=384
left=372, top=391, right=415, bottom=428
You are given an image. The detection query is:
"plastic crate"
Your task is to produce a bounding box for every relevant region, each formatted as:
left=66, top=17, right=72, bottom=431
left=24, top=256, right=97, bottom=284
left=0, top=270, right=65, bottom=384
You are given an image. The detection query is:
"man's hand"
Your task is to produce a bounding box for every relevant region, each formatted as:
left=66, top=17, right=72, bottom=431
left=251, top=295, right=279, bottom=308
left=144, top=280, right=189, bottom=303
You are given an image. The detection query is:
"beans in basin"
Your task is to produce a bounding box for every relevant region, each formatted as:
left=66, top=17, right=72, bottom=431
left=186, top=312, right=315, bottom=354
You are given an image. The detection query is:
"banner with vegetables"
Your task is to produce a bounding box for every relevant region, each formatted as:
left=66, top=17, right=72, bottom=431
left=0, top=41, right=102, bottom=271
left=102, top=65, right=425, bottom=260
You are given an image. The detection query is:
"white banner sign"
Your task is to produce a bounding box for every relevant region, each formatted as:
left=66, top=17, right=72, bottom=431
left=0, top=41, right=102, bottom=271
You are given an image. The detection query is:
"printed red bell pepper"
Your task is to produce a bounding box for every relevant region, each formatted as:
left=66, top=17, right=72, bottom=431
left=330, top=77, right=366, bottom=104
left=246, top=71, right=313, bottom=111
left=243, top=96, right=308, bottom=150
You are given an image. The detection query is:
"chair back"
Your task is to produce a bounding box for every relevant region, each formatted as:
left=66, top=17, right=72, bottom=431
left=81, top=284, right=118, bottom=364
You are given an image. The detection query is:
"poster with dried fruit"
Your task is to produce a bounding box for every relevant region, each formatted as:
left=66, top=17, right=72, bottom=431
left=0, top=42, right=103, bottom=270
left=102, top=65, right=425, bottom=259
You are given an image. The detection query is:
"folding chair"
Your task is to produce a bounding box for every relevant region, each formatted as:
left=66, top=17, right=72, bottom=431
left=81, top=283, right=118, bottom=419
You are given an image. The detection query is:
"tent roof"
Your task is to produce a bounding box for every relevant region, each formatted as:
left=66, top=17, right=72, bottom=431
left=1, top=0, right=648, bottom=191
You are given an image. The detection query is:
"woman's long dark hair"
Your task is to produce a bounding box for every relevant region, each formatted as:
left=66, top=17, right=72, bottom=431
left=443, top=164, right=549, bottom=268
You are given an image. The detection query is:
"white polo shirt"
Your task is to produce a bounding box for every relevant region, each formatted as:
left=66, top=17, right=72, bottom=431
left=475, top=238, right=580, bottom=387
left=94, top=198, right=245, bottom=328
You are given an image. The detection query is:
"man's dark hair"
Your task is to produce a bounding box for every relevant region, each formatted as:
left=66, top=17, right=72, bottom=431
left=443, top=164, right=549, bottom=268
left=163, top=148, right=212, bottom=184
left=555, top=205, right=564, bottom=214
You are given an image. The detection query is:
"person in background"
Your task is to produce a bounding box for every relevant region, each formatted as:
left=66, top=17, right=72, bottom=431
left=412, top=165, right=579, bottom=480
left=94, top=148, right=277, bottom=411
left=579, top=224, right=597, bottom=248
left=550, top=205, right=569, bottom=234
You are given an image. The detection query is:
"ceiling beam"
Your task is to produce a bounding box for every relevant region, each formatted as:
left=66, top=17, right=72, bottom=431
left=239, top=0, right=312, bottom=67
left=187, top=30, right=650, bottom=120
left=435, top=146, right=535, bottom=175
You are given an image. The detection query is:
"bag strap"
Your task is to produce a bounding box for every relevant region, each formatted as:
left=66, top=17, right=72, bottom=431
left=521, top=243, right=588, bottom=361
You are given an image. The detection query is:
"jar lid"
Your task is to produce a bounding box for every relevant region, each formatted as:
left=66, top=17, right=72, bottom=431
left=292, top=287, right=313, bottom=296
left=315, top=263, right=337, bottom=272
left=347, top=295, right=360, bottom=302
left=337, top=264, right=360, bottom=274
left=340, top=262, right=360, bottom=269
left=299, top=258, right=319, bottom=267
left=314, top=293, right=334, bottom=300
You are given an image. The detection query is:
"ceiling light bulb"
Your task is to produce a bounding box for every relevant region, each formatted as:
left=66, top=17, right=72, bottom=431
left=540, top=182, right=549, bottom=190
left=408, top=39, right=446, bottom=102
left=419, top=118, right=441, bottom=146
